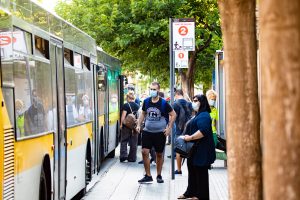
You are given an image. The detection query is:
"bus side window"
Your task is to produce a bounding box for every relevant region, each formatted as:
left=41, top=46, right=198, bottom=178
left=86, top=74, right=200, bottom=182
left=97, top=68, right=106, bottom=116
left=14, top=58, right=54, bottom=137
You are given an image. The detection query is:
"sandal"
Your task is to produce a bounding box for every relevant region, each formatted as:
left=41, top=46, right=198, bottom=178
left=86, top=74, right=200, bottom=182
left=177, top=194, right=187, bottom=199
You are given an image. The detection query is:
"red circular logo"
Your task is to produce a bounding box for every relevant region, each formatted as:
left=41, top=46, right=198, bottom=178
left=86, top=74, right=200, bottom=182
left=0, top=35, right=11, bottom=46
left=178, top=26, right=188, bottom=36
left=178, top=53, right=184, bottom=59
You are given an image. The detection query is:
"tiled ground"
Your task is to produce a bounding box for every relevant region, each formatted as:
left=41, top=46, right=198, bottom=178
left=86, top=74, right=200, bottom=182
left=83, top=146, right=228, bottom=200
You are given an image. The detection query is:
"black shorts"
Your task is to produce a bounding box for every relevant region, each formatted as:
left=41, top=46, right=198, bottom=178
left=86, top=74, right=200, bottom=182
left=142, top=130, right=166, bottom=153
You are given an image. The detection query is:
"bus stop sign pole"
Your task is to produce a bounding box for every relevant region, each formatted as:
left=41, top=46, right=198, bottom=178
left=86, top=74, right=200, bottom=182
left=169, top=18, right=175, bottom=180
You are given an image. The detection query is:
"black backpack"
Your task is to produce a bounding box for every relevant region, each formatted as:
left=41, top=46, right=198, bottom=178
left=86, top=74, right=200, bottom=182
left=175, top=101, right=192, bottom=130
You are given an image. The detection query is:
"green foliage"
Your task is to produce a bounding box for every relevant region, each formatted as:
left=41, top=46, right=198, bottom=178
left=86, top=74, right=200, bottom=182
left=55, top=0, right=222, bottom=89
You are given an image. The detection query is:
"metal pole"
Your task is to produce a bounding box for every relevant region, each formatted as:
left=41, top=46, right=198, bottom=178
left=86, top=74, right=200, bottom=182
left=169, top=18, right=175, bottom=180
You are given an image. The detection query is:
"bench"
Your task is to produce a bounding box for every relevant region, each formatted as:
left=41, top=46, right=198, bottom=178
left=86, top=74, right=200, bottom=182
left=216, top=149, right=227, bottom=167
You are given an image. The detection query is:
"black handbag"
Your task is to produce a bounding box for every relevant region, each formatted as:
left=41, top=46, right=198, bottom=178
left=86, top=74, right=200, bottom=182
left=174, top=118, right=196, bottom=158
left=174, top=137, right=195, bottom=158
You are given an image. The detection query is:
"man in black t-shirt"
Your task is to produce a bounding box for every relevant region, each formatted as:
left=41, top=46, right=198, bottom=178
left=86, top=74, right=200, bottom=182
left=136, top=82, right=176, bottom=184
left=120, top=92, right=140, bottom=162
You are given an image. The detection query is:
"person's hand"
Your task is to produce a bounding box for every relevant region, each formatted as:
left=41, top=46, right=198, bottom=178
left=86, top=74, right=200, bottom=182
left=184, top=135, right=192, bottom=142
left=136, top=126, right=140, bottom=133
left=178, top=135, right=185, bottom=139
left=164, top=126, right=171, bottom=136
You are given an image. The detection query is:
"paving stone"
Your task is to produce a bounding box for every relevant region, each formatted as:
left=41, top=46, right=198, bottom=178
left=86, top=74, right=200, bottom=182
left=83, top=145, right=228, bottom=200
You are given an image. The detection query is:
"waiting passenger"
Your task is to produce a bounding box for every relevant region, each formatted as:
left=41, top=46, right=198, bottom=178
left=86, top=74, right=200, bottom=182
left=24, top=90, right=47, bottom=135
left=66, top=96, right=78, bottom=125
left=119, top=91, right=140, bottom=162
left=78, top=94, right=92, bottom=122
left=15, top=99, right=25, bottom=137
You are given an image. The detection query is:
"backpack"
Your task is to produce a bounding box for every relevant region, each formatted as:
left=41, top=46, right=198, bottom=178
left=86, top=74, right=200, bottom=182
left=123, top=103, right=137, bottom=130
left=175, top=101, right=191, bottom=130
left=144, top=97, right=169, bottom=123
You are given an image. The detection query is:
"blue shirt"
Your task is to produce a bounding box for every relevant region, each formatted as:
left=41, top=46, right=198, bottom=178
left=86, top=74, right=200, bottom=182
left=188, top=111, right=216, bottom=166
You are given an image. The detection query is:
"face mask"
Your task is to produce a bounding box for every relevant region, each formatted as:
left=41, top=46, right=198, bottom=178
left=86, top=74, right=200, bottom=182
left=209, top=100, right=215, bottom=107
left=150, top=90, right=158, bottom=98
left=16, top=109, right=22, bottom=116
left=192, top=102, right=200, bottom=111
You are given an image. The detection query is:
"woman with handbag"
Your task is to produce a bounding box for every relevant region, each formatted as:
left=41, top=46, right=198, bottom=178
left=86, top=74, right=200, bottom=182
left=178, top=94, right=216, bottom=200
left=120, top=92, right=140, bottom=162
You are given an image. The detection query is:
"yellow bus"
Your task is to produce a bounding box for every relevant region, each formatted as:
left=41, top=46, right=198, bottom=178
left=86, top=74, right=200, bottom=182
left=0, top=1, right=122, bottom=199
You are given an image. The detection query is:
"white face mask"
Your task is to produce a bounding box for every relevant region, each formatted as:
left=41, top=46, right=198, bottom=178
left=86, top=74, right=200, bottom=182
left=192, top=102, right=200, bottom=111
left=16, top=109, right=22, bottom=116
left=150, top=90, right=158, bottom=98
left=209, top=100, right=215, bottom=107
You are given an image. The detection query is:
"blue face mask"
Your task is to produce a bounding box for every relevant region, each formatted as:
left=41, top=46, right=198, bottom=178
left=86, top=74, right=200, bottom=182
left=150, top=90, right=158, bottom=98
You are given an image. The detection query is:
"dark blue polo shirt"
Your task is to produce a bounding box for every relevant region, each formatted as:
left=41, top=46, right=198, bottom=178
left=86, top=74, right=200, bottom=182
left=188, top=111, right=216, bottom=166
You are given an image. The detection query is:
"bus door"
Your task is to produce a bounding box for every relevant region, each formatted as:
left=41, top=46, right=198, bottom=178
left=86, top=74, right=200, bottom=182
left=95, top=64, right=107, bottom=162
left=50, top=38, right=67, bottom=200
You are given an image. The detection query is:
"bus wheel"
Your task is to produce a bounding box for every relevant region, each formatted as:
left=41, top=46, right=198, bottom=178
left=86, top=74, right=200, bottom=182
left=39, top=168, right=48, bottom=200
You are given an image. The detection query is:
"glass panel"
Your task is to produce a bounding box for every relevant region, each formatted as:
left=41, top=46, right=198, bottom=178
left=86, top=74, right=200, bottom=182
left=49, top=15, right=62, bottom=38
left=83, top=55, right=90, bottom=70
left=108, top=70, right=119, bottom=113
left=0, top=0, right=10, bottom=10
left=1, top=60, right=13, bottom=86
left=13, top=56, right=32, bottom=137
left=65, top=67, right=78, bottom=126
left=11, top=1, right=32, bottom=22
left=49, top=43, right=57, bottom=131
left=3, top=88, right=15, bottom=126
left=14, top=56, right=53, bottom=137
left=74, top=52, right=82, bottom=69
left=15, top=0, right=31, bottom=10
left=34, top=35, right=49, bottom=59
left=32, top=3, right=48, bottom=32
left=64, top=48, right=73, bottom=66
left=13, top=27, right=32, bottom=54
left=97, top=69, right=106, bottom=116
left=83, top=69, right=93, bottom=120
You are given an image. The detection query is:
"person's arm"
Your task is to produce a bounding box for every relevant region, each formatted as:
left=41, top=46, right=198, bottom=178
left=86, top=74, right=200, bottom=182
left=164, top=110, right=176, bottom=136
left=184, top=114, right=210, bottom=141
left=136, top=111, right=146, bottom=133
left=184, top=130, right=204, bottom=141
left=120, top=110, right=127, bottom=128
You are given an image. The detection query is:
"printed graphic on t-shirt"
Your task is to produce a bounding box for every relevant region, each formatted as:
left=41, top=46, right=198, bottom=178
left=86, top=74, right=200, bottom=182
left=147, top=107, right=162, bottom=121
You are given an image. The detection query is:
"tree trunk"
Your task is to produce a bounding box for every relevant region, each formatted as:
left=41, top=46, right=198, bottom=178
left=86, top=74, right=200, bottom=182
left=260, top=1, right=300, bottom=199
left=218, top=0, right=262, bottom=200
left=181, top=51, right=197, bottom=98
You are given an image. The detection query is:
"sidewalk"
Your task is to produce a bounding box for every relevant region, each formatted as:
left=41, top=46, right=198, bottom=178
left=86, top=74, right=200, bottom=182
left=83, top=145, right=228, bottom=200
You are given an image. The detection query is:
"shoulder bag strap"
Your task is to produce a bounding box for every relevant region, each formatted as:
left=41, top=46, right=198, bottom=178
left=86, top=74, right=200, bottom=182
left=128, top=102, right=133, bottom=113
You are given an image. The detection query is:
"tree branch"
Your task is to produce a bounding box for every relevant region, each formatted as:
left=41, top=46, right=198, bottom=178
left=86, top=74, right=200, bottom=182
left=196, top=34, right=213, bottom=53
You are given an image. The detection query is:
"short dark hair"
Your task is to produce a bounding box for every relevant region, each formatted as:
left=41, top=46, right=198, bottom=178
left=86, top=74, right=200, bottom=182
left=151, top=81, right=160, bottom=90
left=175, top=89, right=183, bottom=96
left=193, top=94, right=211, bottom=113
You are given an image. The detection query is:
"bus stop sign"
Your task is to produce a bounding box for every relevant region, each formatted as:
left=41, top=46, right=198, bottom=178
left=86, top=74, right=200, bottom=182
left=172, top=18, right=195, bottom=51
